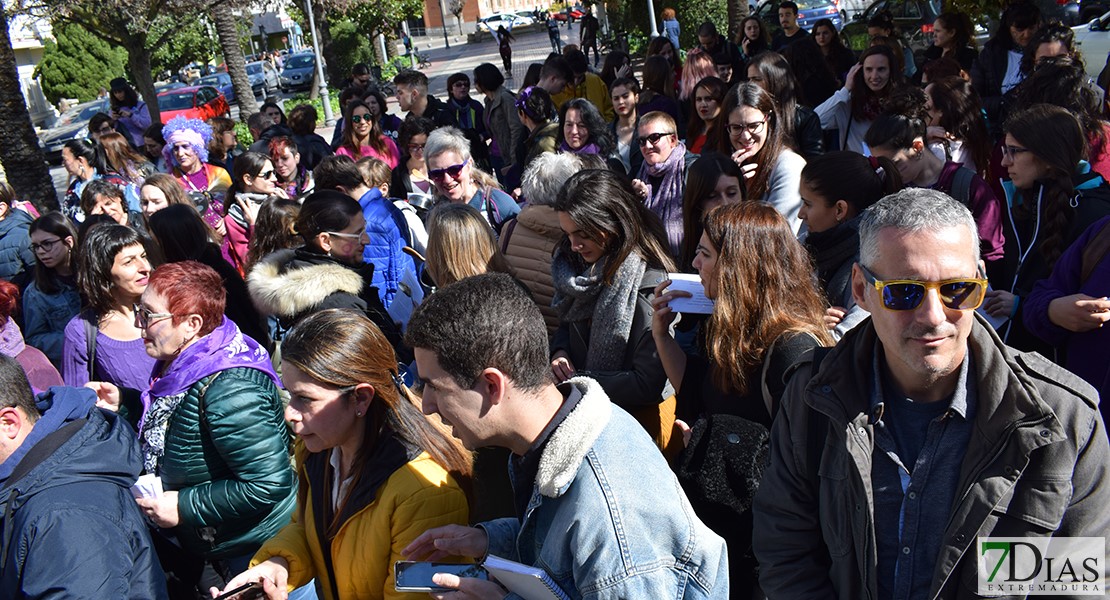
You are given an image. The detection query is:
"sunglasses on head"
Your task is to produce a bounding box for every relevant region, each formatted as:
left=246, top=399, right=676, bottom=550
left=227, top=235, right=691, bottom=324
left=638, top=132, right=674, bottom=147
left=859, top=264, right=987, bottom=311
left=428, top=158, right=469, bottom=181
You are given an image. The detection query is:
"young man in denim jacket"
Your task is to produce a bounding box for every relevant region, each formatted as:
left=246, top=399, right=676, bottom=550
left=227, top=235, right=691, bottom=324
left=403, top=273, right=729, bottom=599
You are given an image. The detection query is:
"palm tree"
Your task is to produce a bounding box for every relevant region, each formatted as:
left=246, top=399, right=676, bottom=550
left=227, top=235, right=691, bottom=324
left=0, top=9, right=58, bottom=210
left=213, top=2, right=260, bottom=119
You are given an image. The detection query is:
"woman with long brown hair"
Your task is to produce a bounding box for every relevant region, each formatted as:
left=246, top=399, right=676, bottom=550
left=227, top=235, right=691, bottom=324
left=215, top=309, right=471, bottom=600
left=651, top=201, right=832, bottom=595
left=424, top=203, right=514, bottom=288
left=335, top=99, right=400, bottom=169
left=99, top=131, right=155, bottom=212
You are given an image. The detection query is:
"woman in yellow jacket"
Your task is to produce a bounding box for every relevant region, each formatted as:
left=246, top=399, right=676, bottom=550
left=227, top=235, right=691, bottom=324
left=215, top=309, right=472, bottom=599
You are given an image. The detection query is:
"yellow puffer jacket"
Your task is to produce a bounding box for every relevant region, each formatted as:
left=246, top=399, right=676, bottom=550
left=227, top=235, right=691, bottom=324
left=252, top=442, right=470, bottom=599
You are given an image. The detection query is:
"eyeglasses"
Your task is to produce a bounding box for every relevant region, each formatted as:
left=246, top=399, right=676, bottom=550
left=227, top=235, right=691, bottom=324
left=858, top=264, right=987, bottom=311
left=1001, top=145, right=1030, bottom=161
left=407, top=143, right=426, bottom=153
left=428, top=158, right=470, bottom=181
left=30, top=238, right=62, bottom=254
left=349, top=114, right=371, bottom=124
left=727, top=118, right=768, bottom=137
left=133, top=303, right=176, bottom=329
left=637, top=132, right=675, bottom=147
left=325, top=229, right=369, bottom=241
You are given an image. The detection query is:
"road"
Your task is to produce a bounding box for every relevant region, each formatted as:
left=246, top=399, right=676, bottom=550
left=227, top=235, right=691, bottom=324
left=47, top=24, right=590, bottom=201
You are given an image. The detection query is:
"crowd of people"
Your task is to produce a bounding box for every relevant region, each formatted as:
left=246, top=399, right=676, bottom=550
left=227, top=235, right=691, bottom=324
left=0, top=1, right=1109, bottom=598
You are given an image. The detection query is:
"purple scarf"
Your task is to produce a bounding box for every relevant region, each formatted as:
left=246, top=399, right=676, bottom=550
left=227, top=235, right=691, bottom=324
left=0, top=317, right=25, bottom=358
left=636, top=142, right=687, bottom=256
left=560, top=141, right=602, bottom=155
left=139, top=316, right=278, bottom=429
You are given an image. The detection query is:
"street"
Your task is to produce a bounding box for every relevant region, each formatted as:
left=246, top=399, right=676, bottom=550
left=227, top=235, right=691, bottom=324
left=48, top=24, right=589, bottom=200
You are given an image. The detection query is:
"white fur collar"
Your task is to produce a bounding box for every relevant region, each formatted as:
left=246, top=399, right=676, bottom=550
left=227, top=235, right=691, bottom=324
left=536, top=377, right=612, bottom=498
left=247, top=249, right=364, bottom=318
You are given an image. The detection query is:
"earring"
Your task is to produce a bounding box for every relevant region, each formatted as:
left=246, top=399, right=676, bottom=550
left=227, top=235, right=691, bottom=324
left=356, top=411, right=363, bottom=417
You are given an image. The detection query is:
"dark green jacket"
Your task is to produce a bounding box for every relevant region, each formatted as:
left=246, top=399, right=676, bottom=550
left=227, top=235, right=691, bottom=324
left=157, top=367, right=296, bottom=559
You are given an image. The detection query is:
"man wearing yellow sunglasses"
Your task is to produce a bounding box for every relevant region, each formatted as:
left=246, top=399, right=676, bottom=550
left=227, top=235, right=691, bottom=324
left=754, top=188, right=1110, bottom=598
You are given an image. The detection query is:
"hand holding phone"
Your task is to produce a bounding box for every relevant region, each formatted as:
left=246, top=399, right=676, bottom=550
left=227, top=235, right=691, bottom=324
left=212, top=582, right=264, bottom=600
left=394, top=561, right=488, bottom=592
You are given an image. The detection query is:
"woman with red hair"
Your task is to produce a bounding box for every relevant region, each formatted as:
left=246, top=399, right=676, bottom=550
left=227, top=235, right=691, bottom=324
left=0, top=279, right=62, bottom=392
left=89, top=260, right=295, bottom=596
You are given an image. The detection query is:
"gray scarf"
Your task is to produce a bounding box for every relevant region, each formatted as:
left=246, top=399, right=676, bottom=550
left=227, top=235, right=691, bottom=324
left=551, top=248, right=646, bottom=371
left=140, top=392, right=187, bottom=474
left=636, top=142, right=687, bottom=257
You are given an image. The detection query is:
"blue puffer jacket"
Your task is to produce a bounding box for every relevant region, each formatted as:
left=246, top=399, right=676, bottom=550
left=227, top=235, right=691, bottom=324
left=22, top=280, right=82, bottom=368
left=0, top=209, right=34, bottom=282
left=0, top=386, right=168, bottom=598
left=358, top=187, right=414, bottom=307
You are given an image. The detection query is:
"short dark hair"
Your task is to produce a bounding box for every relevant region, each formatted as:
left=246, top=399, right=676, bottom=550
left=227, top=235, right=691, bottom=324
left=405, top=272, right=549, bottom=391
left=697, top=21, right=718, bottom=37
left=393, top=69, right=429, bottom=91
left=779, top=1, right=799, bottom=13
left=540, top=55, right=573, bottom=86
left=77, top=224, right=147, bottom=317
left=446, top=72, right=470, bottom=91
left=313, top=155, right=364, bottom=191
left=473, top=63, right=505, bottom=92
left=148, top=203, right=215, bottom=262
left=79, top=179, right=125, bottom=217
left=89, top=112, right=113, bottom=133
left=352, top=62, right=371, bottom=76
left=0, top=354, right=37, bottom=423
left=564, top=48, right=588, bottom=75
left=287, top=104, right=318, bottom=136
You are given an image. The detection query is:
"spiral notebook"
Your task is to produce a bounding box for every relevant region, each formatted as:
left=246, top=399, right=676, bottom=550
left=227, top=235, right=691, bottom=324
left=482, top=555, right=570, bottom=600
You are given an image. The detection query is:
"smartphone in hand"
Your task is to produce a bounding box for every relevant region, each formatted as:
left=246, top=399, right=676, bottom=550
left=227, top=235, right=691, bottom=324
left=213, top=582, right=265, bottom=600
left=394, top=561, right=488, bottom=592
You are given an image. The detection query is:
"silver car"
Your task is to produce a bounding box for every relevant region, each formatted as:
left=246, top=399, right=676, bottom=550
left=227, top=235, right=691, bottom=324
left=247, top=61, right=281, bottom=96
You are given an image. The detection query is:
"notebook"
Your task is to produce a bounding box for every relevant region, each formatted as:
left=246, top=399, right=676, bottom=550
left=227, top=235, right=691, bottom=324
left=482, top=555, right=570, bottom=600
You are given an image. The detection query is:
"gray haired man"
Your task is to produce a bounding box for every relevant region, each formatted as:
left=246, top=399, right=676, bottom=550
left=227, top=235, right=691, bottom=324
left=753, top=189, right=1110, bottom=599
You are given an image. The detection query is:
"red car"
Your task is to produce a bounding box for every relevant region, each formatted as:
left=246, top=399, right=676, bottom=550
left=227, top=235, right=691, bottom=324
left=551, top=6, right=585, bottom=20
left=156, top=85, right=230, bottom=124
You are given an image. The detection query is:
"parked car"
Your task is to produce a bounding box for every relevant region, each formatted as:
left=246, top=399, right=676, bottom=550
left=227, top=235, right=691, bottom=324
left=154, top=81, right=187, bottom=94
left=1074, top=10, right=1110, bottom=81
left=754, top=0, right=845, bottom=38
left=1080, top=0, right=1110, bottom=23
left=549, top=5, right=585, bottom=21
left=195, top=72, right=235, bottom=104
left=840, top=0, right=942, bottom=56
left=156, top=85, right=230, bottom=124
left=280, top=52, right=316, bottom=92
left=246, top=60, right=281, bottom=96
left=478, top=13, right=531, bottom=32
left=37, top=98, right=109, bottom=164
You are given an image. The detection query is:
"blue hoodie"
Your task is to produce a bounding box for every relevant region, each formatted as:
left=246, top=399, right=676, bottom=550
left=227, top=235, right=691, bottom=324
left=0, top=386, right=168, bottom=598
left=358, top=187, right=415, bottom=307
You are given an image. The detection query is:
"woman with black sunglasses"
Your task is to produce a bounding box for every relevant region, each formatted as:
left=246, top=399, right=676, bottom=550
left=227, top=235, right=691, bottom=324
left=424, top=126, right=520, bottom=235
left=335, top=99, right=400, bottom=169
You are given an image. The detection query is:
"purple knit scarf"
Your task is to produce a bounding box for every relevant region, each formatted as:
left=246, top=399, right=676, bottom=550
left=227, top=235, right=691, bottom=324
left=636, top=142, right=687, bottom=256
left=560, top=141, right=602, bottom=155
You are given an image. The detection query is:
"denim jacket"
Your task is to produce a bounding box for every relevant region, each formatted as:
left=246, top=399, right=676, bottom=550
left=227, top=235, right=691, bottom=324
left=22, top=280, right=81, bottom=368
left=480, top=377, right=729, bottom=599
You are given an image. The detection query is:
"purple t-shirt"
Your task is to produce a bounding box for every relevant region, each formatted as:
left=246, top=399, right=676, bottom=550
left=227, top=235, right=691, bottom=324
left=62, top=314, right=156, bottom=391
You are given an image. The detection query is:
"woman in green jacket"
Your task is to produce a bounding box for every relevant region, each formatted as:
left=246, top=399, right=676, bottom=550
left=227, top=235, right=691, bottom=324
left=91, top=260, right=295, bottom=597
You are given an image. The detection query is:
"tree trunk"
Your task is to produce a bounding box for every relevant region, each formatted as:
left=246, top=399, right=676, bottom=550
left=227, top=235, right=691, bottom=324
left=727, top=0, right=749, bottom=40
left=0, top=11, right=58, bottom=211
left=126, top=38, right=161, bottom=126
left=313, top=2, right=341, bottom=89
left=213, top=2, right=259, bottom=120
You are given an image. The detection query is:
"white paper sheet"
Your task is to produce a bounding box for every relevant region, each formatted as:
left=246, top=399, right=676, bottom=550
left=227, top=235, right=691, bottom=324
left=665, top=273, right=715, bottom=315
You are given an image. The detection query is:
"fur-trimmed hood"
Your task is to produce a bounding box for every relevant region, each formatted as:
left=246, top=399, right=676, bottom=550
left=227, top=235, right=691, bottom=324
left=247, top=249, right=365, bottom=318
left=537, top=377, right=612, bottom=498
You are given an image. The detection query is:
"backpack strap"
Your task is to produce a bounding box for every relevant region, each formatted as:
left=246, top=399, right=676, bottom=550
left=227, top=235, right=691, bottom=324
left=499, top=217, right=519, bottom=254
left=948, top=166, right=975, bottom=206
left=84, top=314, right=98, bottom=382
left=1080, top=219, right=1110, bottom=285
